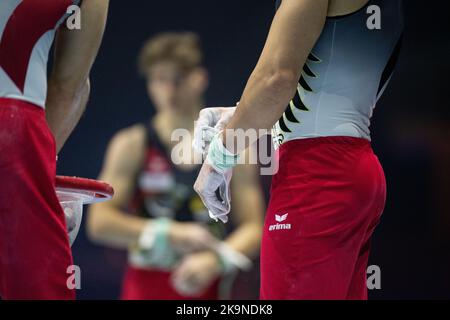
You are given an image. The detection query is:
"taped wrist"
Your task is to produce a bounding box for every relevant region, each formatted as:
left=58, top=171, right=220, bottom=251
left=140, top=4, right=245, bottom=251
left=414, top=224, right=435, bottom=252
left=205, top=132, right=240, bottom=174
left=133, top=218, right=177, bottom=268
left=215, top=243, right=253, bottom=274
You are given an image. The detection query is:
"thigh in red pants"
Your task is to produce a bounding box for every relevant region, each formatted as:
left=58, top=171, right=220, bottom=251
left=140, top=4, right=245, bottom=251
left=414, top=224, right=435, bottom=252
left=260, top=137, right=386, bottom=300
left=0, top=98, right=75, bottom=300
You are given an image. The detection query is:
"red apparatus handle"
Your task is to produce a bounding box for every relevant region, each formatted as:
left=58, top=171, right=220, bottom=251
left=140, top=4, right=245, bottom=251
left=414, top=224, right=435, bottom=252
left=55, top=176, right=114, bottom=203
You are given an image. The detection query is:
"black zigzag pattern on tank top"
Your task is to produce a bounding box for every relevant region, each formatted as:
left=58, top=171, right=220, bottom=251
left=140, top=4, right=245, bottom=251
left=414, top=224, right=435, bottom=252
left=278, top=52, right=321, bottom=133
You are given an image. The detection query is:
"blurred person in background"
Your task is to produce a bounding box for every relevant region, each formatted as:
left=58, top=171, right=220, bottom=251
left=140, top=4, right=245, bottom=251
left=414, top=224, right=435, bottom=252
left=87, top=32, right=264, bottom=300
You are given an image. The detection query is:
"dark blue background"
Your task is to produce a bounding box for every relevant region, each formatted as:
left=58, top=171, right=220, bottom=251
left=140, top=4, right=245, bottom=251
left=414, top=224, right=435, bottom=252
left=56, top=0, right=450, bottom=299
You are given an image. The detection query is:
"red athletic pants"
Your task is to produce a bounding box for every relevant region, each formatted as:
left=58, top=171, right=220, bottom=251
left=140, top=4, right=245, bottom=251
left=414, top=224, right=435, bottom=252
left=0, top=98, right=74, bottom=300
left=260, top=137, right=386, bottom=300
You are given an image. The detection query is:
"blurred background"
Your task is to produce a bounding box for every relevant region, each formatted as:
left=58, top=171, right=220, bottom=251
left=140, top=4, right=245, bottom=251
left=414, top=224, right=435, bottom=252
left=56, top=0, right=450, bottom=299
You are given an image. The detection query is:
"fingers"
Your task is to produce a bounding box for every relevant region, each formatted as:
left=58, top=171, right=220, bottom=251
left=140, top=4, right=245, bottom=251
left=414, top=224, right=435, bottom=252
left=197, top=108, right=218, bottom=127
left=209, top=211, right=228, bottom=223
left=193, top=107, right=237, bottom=155
left=173, top=223, right=219, bottom=254
left=193, top=108, right=218, bottom=155
left=171, top=262, right=198, bottom=296
left=188, top=227, right=218, bottom=251
left=215, top=119, right=228, bottom=132
left=193, top=126, right=218, bottom=155
left=171, top=259, right=205, bottom=297
left=215, top=115, right=232, bottom=131
left=199, top=193, right=229, bottom=223
left=215, top=107, right=237, bottom=131
left=202, top=190, right=229, bottom=220
left=194, top=164, right=232, bottom=224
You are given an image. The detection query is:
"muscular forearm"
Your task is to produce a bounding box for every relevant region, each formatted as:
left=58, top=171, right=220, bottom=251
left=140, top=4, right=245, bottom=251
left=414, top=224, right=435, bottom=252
left=223, top=67, right=298, bottom=153
left=87, top=203, right=149, bottom=249
left=46, top=79, right=90, bottom=153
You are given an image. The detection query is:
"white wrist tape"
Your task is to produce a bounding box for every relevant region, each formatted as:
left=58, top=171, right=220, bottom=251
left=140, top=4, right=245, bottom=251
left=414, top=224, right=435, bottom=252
left=132, top=218, right=177, bottom=269
left=213, top=242, right=253, bottom=273
left=205, top=132, right=240, bottom=174
left=138, top=221, right=156, bottom=250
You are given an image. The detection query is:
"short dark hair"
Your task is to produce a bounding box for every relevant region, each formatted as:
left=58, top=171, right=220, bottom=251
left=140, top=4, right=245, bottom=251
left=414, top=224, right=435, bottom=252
left=138, top=32, right=203, bottom=75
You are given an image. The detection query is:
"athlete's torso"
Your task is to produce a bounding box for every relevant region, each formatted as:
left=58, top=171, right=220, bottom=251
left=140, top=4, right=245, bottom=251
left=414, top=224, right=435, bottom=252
left=129, top=124, right=227, bottom=236
left=127, top=124, right=227, bottom=268
left=132, top=125, right=202, bottom=221
left=0, top=0, right=80, bottom=108
left=273, top=0, right=404, bottom=149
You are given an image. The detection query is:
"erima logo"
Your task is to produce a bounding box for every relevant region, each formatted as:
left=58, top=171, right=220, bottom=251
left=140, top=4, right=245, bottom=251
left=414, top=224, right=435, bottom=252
left=275, top=213, right=288, bottom=222
left=269, top=213, right=291, bottom=231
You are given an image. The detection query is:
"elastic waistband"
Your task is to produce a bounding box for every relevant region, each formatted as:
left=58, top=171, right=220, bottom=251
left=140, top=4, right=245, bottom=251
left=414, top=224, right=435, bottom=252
left=0, top=98, right=44, bottom=115
left=279, top=136, right=371, bottom=152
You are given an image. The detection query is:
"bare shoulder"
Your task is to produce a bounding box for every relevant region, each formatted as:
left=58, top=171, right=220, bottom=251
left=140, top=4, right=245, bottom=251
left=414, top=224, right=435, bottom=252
left=106, top=124, right=147, bottom=165
left=111, top=124, right=146, bottom=150
left=327, top=0, right=370, bottom=17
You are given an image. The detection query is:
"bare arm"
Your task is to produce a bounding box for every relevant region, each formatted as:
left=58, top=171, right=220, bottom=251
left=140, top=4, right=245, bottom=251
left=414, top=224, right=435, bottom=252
left=87, top=126, right=149, bottom=249
left=223, top=0, right=329, bottom=152
left=46, top=0, right=109, bottom=153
